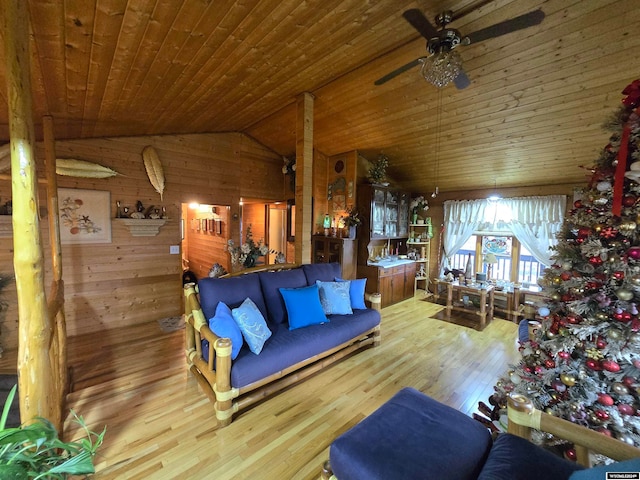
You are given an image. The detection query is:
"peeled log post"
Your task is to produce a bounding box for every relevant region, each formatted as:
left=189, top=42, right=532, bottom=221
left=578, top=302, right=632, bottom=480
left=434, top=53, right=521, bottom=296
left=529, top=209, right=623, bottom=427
left=44, top=115, right=67, bottom=432
left=3, top=0, right=57, bottom=424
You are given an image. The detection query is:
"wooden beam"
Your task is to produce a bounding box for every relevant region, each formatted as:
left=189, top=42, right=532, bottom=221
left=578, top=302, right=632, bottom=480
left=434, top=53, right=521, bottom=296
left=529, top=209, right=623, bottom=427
left=295, top=92, right=314, bottom=265
left=3, top=0, right=57, bottom=424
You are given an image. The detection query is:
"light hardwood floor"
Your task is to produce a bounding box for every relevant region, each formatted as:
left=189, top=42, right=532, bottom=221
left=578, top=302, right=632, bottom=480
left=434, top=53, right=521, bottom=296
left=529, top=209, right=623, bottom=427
left=64, top=295, right=519, bottom=480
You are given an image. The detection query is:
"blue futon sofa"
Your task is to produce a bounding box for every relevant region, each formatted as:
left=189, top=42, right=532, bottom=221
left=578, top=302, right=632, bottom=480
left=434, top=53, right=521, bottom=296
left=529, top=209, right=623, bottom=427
left=183, top=262, right=381, bottom=427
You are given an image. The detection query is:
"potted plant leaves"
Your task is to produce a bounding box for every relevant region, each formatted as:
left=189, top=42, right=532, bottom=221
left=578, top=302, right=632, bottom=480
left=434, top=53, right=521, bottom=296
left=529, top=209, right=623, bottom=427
left=0, top=385, right=105, bottom=479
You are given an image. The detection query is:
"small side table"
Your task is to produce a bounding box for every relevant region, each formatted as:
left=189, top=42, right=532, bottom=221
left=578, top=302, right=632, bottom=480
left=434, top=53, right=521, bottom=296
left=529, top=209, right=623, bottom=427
left=444, top=282, right=495, bottom=330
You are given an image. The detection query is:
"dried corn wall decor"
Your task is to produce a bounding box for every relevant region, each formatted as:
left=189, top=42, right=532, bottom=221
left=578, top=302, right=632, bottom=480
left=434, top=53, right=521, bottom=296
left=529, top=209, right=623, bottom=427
left=56, top=158, right=119, bottom=178
left=142, top=146, right=165, bottom=201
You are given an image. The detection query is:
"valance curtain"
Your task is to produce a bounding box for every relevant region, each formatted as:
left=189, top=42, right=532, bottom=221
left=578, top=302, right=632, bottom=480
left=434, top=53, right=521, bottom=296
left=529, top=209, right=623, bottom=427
left=441, top=195, right=566, bottom=272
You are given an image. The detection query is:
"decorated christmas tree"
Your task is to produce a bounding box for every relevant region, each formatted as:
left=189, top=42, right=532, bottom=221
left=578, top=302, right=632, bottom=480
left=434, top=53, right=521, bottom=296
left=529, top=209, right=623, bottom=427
left=481, top=78, right=640, bottom=454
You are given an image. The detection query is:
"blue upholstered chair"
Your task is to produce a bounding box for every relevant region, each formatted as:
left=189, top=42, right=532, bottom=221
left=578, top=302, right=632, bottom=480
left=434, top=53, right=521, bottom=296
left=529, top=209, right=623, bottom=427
left=322, top=388, right=640, bottom=480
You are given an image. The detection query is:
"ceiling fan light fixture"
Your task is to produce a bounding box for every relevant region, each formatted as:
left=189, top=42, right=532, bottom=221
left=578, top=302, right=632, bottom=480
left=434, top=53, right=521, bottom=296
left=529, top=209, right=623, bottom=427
left=420, top=49, right=462, bottom=87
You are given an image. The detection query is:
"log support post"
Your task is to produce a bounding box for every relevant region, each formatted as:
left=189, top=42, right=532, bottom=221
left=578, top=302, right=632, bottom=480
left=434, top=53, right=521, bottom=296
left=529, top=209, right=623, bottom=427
left=3, top=0, right=58, bottom=426
left=295, top=92, right=314, bottom=265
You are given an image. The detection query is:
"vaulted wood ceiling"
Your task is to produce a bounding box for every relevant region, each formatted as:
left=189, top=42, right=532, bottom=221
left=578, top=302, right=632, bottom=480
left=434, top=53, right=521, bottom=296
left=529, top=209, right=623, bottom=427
left=0, top=0, right=638, bottom=193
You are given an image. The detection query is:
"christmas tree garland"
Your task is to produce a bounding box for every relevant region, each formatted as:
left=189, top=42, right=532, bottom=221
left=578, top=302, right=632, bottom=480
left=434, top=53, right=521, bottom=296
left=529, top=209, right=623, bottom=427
left=480, top=78, right=640, bottom=459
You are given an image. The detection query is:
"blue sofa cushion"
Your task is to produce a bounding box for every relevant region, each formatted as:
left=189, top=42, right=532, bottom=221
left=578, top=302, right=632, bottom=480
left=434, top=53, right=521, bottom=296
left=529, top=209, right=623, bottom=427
left=202, top=301, right=243, bottom=362
left=330, top=387, right=493, bottom=480
left=302, top=262, right=341, bottom=284
left=336, top=277, right=367, bottom=309
left=231, top=298, right=272, bottom=355
left=317, top=280, right=353, bottom=315
left=478, top=433, right=584, bottom=480
left=229, top=308, right=380, bottom=388
left=258, top=268, right=308, bottom=325
left=280, top=284, right=328, bottom=330
left=198, top=274, right=268, bottom=322
left=569, top=459, right=640, bottom=479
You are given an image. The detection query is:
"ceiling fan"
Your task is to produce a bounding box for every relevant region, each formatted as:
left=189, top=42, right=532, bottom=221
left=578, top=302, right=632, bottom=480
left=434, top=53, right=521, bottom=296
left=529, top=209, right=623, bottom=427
left=375, top=8, right=545, bottom=89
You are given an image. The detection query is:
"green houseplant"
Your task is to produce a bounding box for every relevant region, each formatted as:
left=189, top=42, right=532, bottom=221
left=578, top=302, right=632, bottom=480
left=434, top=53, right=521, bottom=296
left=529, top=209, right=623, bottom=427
left=0, top=385, right=105, bottom=479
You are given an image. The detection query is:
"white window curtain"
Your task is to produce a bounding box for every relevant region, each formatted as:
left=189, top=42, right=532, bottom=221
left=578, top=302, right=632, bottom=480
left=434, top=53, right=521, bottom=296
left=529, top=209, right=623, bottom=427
left=505, top=195, right=566, bottom=266
left=441, top=199, right=488, bottom=271
left=441, top=195, right=566, bottom=272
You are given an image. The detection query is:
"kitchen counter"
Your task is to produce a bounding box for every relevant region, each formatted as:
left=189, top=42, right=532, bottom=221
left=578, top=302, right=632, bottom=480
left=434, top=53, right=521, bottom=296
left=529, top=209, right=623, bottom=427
left=367, top=258, right=416, bottom=268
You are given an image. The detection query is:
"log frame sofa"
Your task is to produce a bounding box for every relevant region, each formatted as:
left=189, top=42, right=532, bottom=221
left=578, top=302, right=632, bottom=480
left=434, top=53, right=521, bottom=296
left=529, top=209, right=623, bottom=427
left=184, top=263, right=381, bottom=427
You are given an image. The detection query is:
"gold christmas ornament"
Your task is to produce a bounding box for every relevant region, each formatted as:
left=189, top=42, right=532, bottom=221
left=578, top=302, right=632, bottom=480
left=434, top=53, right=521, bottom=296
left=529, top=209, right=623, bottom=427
left=616, top=289, right=634, bottom=301
left=560, top=373, right=577, bottom=386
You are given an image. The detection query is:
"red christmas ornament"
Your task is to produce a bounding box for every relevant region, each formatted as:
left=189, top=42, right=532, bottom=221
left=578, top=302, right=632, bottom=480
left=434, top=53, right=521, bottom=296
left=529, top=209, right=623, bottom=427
left=623, top=195, right=637, bottom=207
left=623, top=376, right=637, bottom=387
left=613, top=271, right=625, bottom=281
left=578, top=227, right=592, bottom=238
left=574, top=200, right=583, bottom=208
left=614, top=311, right=625, bottom=321
left=602, top=360, right=621, bottom=372
left=586, top=358, right=601, bottom=370
left=560, top=271, right=572, bottom=281
left=564, top=448, right=577, bottom=461
left=558, top=351, right=570, bottom=360
left=600, top=227, right=618, bottom=239
left=622, top=311, right=632, bottom=322
left=627, top=247, right=640, bottom=260
left=595, top=409, right=610, bottom=420
left=598, top=393, right=614, bottom=406
left=596, top=337, right=608, bottom=349
left=598, top=427, right=613, bottom=437
left=566, top=314, right=581, bottom=324
left=545, top=359, right=556, bottom=368
left=634, top=359, right=640, bottom=370
left=589, top=256, right=603, bottom=265
left=618, top=404, right=636, bottom=416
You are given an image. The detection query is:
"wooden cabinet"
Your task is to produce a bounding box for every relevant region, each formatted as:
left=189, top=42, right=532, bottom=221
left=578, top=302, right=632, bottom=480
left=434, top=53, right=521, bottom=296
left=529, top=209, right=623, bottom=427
left=358, top=262, right=416, bottom=308
left=356, top=184, right=410, bottom=265
left=358, top=184, right=409, bottom=240
left=312, top=235, right=358, bottom=280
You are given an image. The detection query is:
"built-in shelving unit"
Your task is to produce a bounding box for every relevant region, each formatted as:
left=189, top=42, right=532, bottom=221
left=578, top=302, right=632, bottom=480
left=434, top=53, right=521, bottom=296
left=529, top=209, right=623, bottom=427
left=408, top=222, right=431, bottom=293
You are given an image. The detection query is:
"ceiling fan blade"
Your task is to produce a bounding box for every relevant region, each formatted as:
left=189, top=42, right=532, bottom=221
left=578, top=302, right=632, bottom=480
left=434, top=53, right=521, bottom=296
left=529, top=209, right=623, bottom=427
left=374, top=58, right=423, bottom=85
left=402, top=9, right=438, bottom=40
left=464, top=9, right=545, bottom=44
left=453, top=69, right=471, bottom=90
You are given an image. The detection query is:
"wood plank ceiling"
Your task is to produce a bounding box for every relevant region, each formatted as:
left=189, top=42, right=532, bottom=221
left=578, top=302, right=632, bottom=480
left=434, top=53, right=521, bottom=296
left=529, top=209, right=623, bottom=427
left=0, top=0, right=638, bottom=193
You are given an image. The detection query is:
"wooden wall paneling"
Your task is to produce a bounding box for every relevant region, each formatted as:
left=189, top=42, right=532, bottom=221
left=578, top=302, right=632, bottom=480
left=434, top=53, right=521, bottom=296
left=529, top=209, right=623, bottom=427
left=0, top=131, right=284, bottom=368
left=185, top=204, right=231, bottom=279
left=313, top=150, right=328, bottom=234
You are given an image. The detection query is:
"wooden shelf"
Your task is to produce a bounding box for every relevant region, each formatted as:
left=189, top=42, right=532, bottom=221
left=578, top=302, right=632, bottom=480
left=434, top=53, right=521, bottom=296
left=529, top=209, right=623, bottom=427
left=116, top=218, right=166, bottom=236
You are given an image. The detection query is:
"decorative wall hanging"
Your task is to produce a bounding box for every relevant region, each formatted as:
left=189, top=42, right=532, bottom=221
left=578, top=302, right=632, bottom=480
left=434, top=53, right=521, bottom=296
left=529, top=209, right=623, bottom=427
left=56, top=158, right=119, bottom=178
left=142, top=145, right=165, bottom=200
left=58, top=188, right=111, bottom=244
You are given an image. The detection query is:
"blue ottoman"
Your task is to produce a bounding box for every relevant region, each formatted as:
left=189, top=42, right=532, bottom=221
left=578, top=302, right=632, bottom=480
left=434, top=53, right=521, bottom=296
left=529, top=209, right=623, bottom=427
left=329, top=388, right=493, bottom=480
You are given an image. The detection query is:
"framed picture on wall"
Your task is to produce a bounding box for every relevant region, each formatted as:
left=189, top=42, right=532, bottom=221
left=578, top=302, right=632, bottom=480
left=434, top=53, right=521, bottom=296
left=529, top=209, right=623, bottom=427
left=58, top=188, right=112, bottom=244
left=287, top=199, right=295, bottom=242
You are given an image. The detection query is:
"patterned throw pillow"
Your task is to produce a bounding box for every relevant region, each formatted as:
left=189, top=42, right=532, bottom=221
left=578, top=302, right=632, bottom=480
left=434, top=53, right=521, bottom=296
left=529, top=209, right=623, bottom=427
left=231, top=297, right=272, bottom=355
left=316, top=280, right=353, bottom=315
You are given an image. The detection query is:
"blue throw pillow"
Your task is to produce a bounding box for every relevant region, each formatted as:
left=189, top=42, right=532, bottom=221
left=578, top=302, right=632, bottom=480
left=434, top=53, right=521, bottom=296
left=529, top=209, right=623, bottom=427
left=316, top=280, right=353, bottom=315
left=279, top=284, right=328, bottom=330
left=336, top=277, right=367, bottom=310
left=208, top=302, right=243, bottom=360
left=569, top=459, right=640, bottom=479
left=231, top=298, right=272, bottom=355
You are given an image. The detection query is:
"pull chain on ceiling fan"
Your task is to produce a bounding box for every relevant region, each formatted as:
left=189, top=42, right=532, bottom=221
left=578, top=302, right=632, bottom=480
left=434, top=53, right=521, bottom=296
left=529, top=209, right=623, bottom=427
left=432, top=88, right=443, bottom=198
left=375, top=8, right=545, bottom=88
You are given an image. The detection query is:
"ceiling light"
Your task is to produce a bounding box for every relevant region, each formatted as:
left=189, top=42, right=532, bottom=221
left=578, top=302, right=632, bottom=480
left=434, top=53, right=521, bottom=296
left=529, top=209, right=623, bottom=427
left=420, top=49, right=462, bottom=88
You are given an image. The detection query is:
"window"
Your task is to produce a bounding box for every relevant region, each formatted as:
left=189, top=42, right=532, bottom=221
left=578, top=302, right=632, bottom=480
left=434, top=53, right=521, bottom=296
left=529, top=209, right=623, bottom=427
left=450, top=234, right=545, bottom=286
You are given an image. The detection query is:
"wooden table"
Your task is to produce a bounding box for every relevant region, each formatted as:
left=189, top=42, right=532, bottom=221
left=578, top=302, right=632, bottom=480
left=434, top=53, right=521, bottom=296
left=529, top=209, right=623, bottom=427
left=442, top=282, right=495, bottom=330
